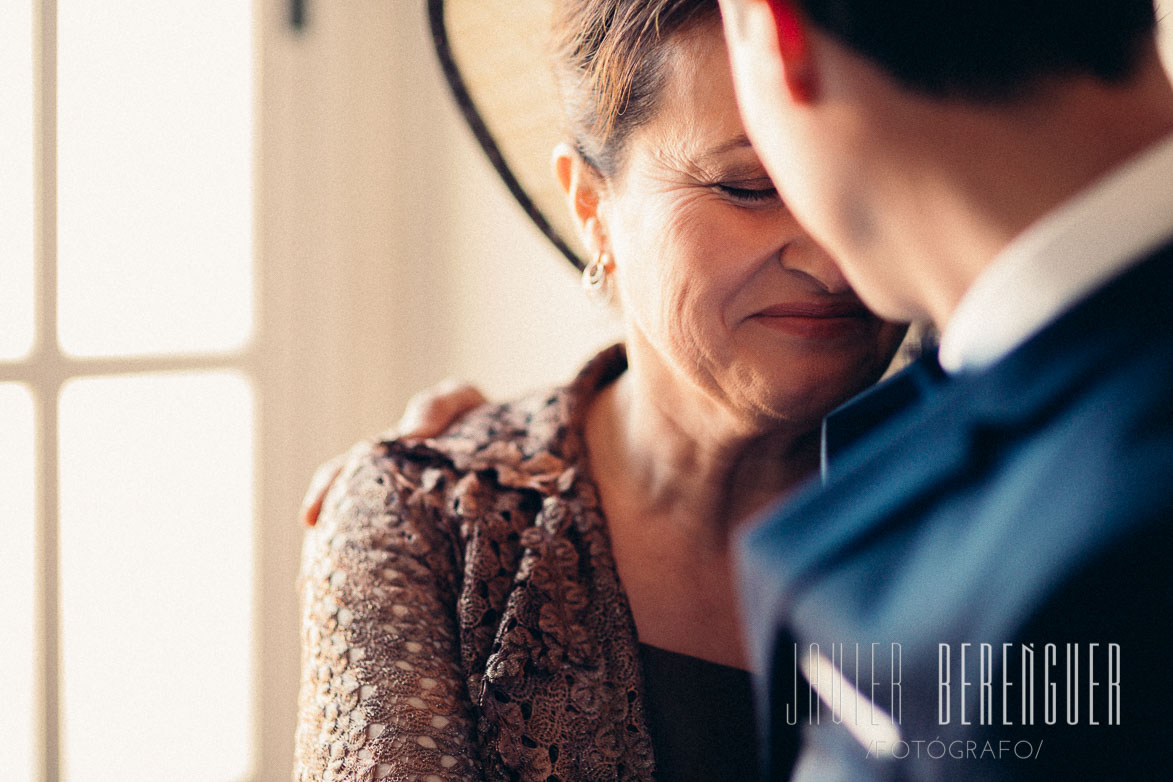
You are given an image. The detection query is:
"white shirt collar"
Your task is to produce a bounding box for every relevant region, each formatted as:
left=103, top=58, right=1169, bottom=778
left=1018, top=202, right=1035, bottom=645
left=938, top=132, right=1173, bottom=373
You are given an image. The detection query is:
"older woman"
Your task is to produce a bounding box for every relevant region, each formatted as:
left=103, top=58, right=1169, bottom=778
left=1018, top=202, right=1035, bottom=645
left=293, top=1, right=907, bottom=780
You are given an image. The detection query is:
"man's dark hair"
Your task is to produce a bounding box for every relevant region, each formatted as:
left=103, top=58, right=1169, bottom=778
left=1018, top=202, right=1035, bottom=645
left=789, top=0, right=1159, bottom=100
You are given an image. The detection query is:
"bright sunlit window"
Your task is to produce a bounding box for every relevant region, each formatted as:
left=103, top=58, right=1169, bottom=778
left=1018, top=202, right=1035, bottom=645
left=3, top=1, right=258, bottom=779
left=0, top=384, right=37, bottom=782
left=57, top=2, right=254, bottom=357
left=0, top=0, right=36, bottom=360
left=58, top=372, right=255, bottom=782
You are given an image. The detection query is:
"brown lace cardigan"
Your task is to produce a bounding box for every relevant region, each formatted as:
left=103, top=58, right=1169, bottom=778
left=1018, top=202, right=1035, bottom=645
left=294, top=345, right=664, bottom=781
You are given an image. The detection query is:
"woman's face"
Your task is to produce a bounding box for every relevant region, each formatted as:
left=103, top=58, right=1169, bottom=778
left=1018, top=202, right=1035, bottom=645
left=596, top=19, right=907, bottom=429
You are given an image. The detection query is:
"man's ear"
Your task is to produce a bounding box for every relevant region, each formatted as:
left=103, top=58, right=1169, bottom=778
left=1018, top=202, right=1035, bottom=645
left=553, top=142, right=606, bottom=253
left=750, top=0, right=819, bottom=103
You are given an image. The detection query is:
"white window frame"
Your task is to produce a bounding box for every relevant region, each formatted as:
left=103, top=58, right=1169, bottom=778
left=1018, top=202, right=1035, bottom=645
left=8, top=3, right=269, bottom=780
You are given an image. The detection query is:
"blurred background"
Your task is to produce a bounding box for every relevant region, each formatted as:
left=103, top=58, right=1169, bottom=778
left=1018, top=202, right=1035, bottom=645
left=1, top=2, right=1170, bottom=781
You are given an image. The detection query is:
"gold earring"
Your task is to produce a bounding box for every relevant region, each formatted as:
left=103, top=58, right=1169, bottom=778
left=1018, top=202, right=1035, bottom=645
left=582, top=250, right=614, bottom=305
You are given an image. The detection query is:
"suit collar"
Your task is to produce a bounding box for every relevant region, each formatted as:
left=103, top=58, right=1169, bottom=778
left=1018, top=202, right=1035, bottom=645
left=940, top=131, right=1173, bottom=372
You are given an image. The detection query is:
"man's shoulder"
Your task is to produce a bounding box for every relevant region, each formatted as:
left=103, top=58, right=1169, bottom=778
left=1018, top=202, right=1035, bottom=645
left=831, top=243, right=1173, bottom=486
left=742, top=251, right=1173, bottom=626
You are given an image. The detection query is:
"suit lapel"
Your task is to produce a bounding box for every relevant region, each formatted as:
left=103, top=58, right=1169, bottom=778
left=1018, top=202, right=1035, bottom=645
left=821, top=350, right=947, bottom=483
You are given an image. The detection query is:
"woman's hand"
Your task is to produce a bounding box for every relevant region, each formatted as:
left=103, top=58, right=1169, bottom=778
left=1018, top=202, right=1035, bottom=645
left=299, top=380, right=488, bottom=526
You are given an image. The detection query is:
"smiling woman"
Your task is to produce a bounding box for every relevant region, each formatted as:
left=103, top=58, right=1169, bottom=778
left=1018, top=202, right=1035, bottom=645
left=293, top=2, right=906, bottom=780
left=568, top=17, right=904, bottom=431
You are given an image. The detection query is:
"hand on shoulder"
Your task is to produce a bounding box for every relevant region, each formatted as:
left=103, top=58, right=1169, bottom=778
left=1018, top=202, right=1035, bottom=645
left=300, top=380, right=488, bottom=526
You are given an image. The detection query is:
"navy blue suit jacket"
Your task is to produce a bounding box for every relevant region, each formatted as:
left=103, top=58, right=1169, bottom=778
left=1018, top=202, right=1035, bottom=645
left=739, top=243, right=1173, bottom=781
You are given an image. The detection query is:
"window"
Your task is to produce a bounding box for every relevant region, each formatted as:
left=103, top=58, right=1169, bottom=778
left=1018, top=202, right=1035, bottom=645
left=4, top=3, right=256, bottom=779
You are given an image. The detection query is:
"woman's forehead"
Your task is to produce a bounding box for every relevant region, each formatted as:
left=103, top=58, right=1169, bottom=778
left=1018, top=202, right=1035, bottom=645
left=648, top=21, right=750, bottom=158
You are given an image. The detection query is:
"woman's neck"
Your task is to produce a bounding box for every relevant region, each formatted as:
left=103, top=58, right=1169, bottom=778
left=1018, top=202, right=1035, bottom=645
left=584, top=356, right=820, bottom=549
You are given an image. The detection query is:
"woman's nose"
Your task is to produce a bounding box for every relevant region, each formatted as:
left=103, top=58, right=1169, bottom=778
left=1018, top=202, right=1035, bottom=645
left=778, top=236, right=852, bottom=294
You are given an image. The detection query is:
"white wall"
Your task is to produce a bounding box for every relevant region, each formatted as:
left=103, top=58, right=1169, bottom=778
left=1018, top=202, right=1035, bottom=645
left=441, top=122, right=623, bottom=400
left=267, top=0, right=620, bottom=456
left=426, top=11, right=624, bottom=402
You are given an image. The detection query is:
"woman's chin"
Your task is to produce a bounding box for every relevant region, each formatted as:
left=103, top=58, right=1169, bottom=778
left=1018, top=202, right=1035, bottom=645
left=734, top=353, right=887, bottom=423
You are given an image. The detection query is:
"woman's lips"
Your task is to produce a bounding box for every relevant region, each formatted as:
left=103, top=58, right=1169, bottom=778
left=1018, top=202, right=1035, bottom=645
left=749, top=301, right=876, bottom=339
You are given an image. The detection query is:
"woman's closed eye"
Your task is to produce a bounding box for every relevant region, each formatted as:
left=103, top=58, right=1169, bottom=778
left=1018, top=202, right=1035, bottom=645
left=714, top=182, right=780, bottom=205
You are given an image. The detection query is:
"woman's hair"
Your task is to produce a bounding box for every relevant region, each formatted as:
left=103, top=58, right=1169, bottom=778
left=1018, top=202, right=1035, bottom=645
left=552, top=0, right=719, bottom=178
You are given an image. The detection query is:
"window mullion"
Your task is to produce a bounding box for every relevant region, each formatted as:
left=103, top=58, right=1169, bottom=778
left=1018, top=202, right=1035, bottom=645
left=33, top=0, right=59, bottom=779
left=0, top=353, right=256, bottom=387
left=29, top=388, right=59, bottom=782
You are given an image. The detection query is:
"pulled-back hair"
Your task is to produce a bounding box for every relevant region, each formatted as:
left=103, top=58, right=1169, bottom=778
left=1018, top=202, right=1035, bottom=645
left=552, top=0, right=720, bottom=177
left=789, top=0, right=1158, bottom=100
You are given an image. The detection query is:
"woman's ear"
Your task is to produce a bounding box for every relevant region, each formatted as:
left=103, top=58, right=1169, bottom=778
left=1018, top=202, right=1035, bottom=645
left=553, top=142, right=607, bottom=253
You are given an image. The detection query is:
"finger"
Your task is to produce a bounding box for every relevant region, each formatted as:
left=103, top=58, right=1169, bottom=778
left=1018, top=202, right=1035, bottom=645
left=398, top=380, right=488, bottom=439
left=299, top=454, right=346, bottom=527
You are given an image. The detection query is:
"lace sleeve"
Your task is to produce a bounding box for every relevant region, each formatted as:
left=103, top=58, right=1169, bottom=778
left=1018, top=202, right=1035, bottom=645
left=293, top=446, right=480, bottom=782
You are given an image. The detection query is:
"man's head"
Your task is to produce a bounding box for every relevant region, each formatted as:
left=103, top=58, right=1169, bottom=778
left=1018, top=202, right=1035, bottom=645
left=717, top=0, right=1169, bottom=324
